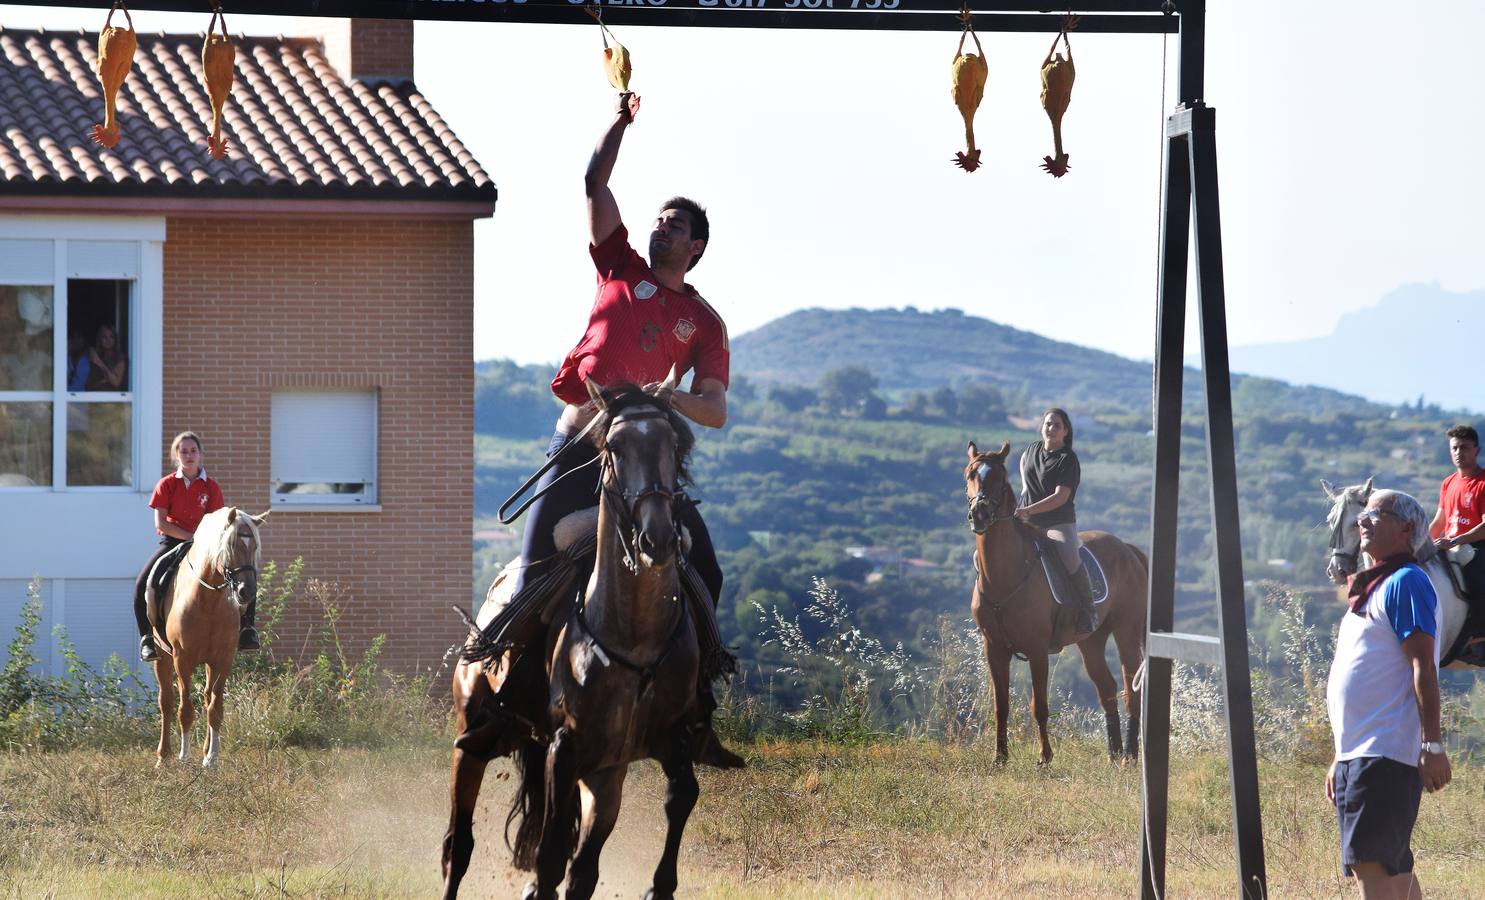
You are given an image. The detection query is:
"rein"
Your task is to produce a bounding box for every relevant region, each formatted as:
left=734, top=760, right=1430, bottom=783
left=967, top=456, right=1039, bottom=658
left=574, top=592, right=689, bottom=693
left=497, top=413, right=608, bottom=525
left=185, top=547, right=255, bottom=595
left=578, top=400, right=691, bottom=690
left=599, top=407, right=686, bottom=575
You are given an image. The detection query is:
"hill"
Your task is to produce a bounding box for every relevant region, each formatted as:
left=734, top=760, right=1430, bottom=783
left=474, top=307, right=1479, bottom=711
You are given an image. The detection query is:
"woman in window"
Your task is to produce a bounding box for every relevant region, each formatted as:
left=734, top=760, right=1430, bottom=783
left=85, top=323, right=127, bottom=391
left=133, top=432, right=255, bottom=661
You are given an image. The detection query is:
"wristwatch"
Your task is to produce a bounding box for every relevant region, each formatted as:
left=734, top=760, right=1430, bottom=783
left=1421, top=740, right=1445, bottom=755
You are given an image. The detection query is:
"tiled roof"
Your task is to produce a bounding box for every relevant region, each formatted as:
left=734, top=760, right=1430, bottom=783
left=0, top=27, right=495, bottom=203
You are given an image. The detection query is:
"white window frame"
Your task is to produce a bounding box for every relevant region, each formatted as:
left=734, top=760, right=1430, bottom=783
left=270, top=389, right=380, bottom=509
left=0, top=217, right=164, bottom=495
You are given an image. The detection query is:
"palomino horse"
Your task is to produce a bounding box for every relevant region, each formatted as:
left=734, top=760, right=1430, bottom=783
left=150, top=506, right=265, bottom=768
left=964, top=441, right=1149, bottom=764
left=1321, top=478, right=1473, bottom=667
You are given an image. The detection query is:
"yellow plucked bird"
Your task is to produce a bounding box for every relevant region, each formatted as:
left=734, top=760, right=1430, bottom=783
left=90, top=4, right=136, bottom=149
left=202, top=12, right=235, bottom=160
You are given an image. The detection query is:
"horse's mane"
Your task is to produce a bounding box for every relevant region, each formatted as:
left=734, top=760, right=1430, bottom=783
left=197, top=507, right=262, bottom=574
left=592, top=382, right=696, bottom=486
left=1324, top=482, right=1373, bottom=529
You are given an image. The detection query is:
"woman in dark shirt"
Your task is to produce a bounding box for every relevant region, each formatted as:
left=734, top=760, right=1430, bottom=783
left=1016, top=407, right=1095, bottom=634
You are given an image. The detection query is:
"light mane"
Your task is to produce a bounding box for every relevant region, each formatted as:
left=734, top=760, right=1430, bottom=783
left=195, top=507, right=261, bottom=574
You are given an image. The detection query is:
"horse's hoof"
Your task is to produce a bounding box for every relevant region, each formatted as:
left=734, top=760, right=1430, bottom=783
left=519, top=882, right=542, bottom=900
left=643, top=890, right=674, bottom=900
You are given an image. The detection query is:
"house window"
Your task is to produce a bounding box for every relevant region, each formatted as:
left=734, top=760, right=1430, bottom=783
left=271, top=390, right=378, bottom=506
left=0, top=233, right=143, bottom=491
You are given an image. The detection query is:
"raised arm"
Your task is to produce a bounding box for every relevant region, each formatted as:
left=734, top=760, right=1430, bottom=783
left=585, top=92, right=641, bottom=247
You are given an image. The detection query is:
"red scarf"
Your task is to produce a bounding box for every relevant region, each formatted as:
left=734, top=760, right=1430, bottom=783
left=1346, top=551, right=1416, bottom=615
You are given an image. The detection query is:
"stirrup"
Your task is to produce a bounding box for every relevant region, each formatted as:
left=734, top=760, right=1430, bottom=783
left=139, top=635, right=158, bottom=662
left=238, top=627, right=260, bottom=651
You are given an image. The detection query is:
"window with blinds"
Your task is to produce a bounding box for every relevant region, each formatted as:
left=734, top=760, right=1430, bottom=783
left=270, top=390, right=378, bottom=505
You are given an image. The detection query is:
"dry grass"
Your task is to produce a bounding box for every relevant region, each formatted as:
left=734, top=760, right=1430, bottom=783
left=0, top=737, right=1481, bottom=898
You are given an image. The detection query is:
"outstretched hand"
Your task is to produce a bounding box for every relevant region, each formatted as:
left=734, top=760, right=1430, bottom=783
left=617, top=92, right=641, bottom=123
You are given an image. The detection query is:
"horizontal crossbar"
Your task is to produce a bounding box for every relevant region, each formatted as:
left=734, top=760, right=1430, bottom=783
left=1147, top=631, right=1223, bottom=666
left=0, top=0, right=1182, bottom=33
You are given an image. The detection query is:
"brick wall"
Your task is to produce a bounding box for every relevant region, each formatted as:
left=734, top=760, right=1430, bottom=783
left=321, top=18, right=414, bottom=82
left=160, top=215, right=472, bottom=674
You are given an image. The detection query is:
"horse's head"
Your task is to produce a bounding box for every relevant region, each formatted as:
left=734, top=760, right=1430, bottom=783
left=588, top=375, right=693, bottom=570
left=964, top=440, right=1015, bottom=535
left=1321, top=476, right=1372, bottom=584
left=202, top=506, right=269, bottom=607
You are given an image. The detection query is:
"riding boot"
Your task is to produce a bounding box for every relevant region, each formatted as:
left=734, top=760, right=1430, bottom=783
left=691, top=685, right=745, bottom=770
left=139, top=633, right=158, bottom=662
left=238, top=597, right=260, bottom=651
left=1071, top=567, right=1097, bottom=635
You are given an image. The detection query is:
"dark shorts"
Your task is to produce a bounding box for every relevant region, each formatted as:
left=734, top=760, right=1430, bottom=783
left=1333, top=756, right=1422, bottom=877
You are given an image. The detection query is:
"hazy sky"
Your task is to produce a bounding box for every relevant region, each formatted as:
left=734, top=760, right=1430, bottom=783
left=6, top=3, right=1482, bottom=367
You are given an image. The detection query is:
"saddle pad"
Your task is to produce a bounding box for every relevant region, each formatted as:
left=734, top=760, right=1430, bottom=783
left=149, top=541, right=191, bottom=593
left=1036, top=543, right=1109, bottom=607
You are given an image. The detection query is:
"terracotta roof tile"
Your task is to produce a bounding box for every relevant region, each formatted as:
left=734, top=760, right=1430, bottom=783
left=0, top=26, right=494, bottom=204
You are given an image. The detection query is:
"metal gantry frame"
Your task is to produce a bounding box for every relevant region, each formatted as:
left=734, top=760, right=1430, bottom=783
left=7, top=0, right=1264, bottom=894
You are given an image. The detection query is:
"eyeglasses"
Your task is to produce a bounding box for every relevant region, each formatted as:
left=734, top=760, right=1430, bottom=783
left=1356, top=509, right=1401, bottom=526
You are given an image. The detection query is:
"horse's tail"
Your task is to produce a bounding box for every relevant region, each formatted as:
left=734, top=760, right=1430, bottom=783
left=505, top=738, right=546, bottom=871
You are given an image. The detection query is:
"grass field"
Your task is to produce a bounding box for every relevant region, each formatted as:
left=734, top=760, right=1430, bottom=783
left=2, top=736, right=1482, bottom=898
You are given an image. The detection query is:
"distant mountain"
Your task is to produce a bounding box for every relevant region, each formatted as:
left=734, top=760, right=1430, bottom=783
left=1224, top=283, right=1483, bottom=415
left=730, top=306, right=1387, bottom=419
left=731, top=307, right=1155, bottom=410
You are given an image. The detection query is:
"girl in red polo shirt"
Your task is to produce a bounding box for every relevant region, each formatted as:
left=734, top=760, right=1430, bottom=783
left=134, top=431, right=226, bottom=662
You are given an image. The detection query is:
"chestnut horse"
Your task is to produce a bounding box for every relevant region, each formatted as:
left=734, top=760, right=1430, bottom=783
left=149, top=506, right=265, bottom=768
left=963, top=441, right=1148, bottom=763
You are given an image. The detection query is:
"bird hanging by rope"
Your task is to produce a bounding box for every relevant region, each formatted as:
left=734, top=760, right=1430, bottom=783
left=1039, top=15, right=1077, bottom=178
left=90, top=1, right=136, bottom=149
left=949, top=6, right=989, bottom=173
left=201, top=4, right=235, bottom=160
left=586, top=4, right=632, bottom=93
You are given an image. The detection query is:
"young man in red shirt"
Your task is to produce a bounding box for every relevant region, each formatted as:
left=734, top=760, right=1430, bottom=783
left=496, top=91, right=739, bottom=768
left=1429, top=424, right=1485, bottom=601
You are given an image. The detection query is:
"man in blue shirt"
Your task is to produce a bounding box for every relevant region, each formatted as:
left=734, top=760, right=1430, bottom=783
left=1326, top=489, right=1452, bottom=898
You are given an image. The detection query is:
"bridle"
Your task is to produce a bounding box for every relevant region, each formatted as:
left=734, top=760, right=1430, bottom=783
left=1327, top=495, right=1361, bottom=574
left=185, top=525, right=257, bottom=599
left=966, top=457, right=1017, bottom=535
left=598, top=405, right=687, bottom=576
left=965, top=454, right=1036, bottom=659
left=577, top=400, right=691, bottom=688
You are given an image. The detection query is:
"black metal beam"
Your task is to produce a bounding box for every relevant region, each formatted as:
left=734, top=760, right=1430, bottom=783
left=1184, top=100, right=1266, bottom=899
left=1138, top=110, right=1189, bottom=900
left=3, top=0, right=1180, bottom=33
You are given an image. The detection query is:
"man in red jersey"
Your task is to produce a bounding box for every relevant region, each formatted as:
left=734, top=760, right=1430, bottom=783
left=1430, top=425, right=1485, bottom=603
left=481, top=92, right=740, bottom=769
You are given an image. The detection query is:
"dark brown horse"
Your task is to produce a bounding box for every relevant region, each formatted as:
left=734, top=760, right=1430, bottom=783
left=524, top=379, right=704, bottom=900
left=441, top=378, right=705, bottom=900
left=964, top=441, right=1148, bottom=764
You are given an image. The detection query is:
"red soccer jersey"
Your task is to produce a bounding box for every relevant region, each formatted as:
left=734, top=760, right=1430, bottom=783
left=149, top=470, right=225, bottom=536
left=1438, top=471, right=1485, bottom=540
left=550, top=224, right=729, bottom=406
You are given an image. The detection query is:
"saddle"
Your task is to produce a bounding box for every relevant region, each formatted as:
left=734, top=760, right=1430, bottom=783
left=1032, top=535, right=1109, bottom=607
left=1439, top=544, right=1485, bottom=668
left=459, top=506, right=734, bottom=683
left=144, top=541, right=192, bottom=637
